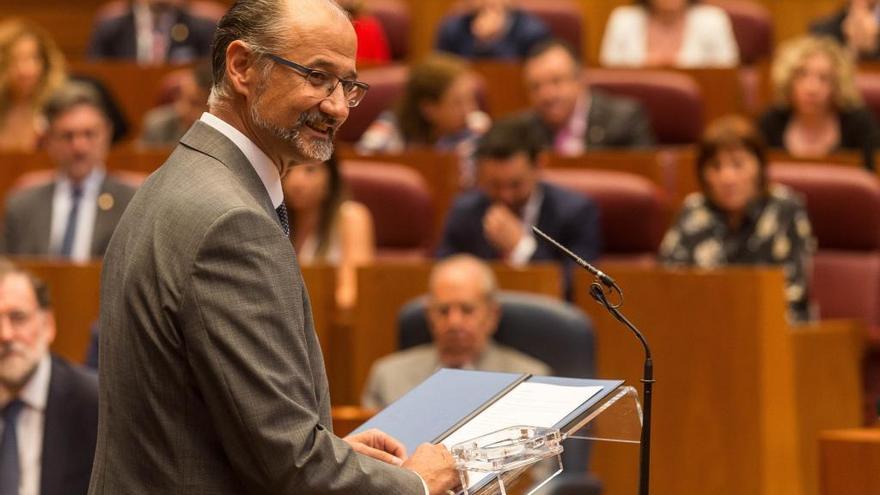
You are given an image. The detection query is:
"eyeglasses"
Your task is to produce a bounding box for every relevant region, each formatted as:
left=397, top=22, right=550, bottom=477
left=267, top=54, right=370, bottom=108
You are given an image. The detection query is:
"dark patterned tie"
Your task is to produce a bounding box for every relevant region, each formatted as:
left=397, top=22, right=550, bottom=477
left=60, top=185, right=83, bottom=258
left=0, top=399, right=24, bottom=495
left=276, top=203, right=290, bottom=237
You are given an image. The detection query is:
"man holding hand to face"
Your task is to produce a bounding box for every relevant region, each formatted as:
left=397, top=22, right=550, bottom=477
left=436, top=117, right=601, bottom=295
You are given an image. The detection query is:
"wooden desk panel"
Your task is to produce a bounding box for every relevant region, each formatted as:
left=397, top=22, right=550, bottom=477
left=576, top=266, right=863, bottom=495
left=820, top=428, right=880, bottom=495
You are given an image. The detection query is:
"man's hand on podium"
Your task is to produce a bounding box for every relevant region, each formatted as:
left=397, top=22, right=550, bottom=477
left=403, top=443, right=460, bottom=495
left=344, top=428, right=407, bottom=466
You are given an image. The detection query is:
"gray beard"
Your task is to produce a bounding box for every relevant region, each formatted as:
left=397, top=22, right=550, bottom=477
left=250, top=105, right=334, bottom=163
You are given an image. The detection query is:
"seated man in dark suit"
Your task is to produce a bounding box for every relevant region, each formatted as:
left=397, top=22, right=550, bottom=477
left=0, top=261, right=98, bottom=495
left=811, top=0, right=880, bottom=60
left=1, top=82, right=136, bottom=261
left=87, top=0, right=217, bottom=64
left=435, top=0, right=550, bottom=60
left=514, top=39, right=655, bottom=155
left=362, top=255, right=550, bottom=409
left=436, top=117, right=601, bottom=296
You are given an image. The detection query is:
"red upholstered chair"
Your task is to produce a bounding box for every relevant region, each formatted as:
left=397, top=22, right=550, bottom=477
left=704, top=0, right=773, bottom=65
left=341, top=160, right=434, bottom=259
left=769, top=163, right=880, bottom=422
left=366, top=0, right=410, bottom=61
left=518, top=0, right=585, bottom=55
left=586, top=69, right=705, bottom=144
left=541, top=168, right=669, bottom=263
left=336, top=64, right=409, bottom=143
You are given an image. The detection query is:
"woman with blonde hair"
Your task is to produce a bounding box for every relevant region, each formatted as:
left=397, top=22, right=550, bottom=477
left=758, top=35, right=878, bottom=168
left=0, top=18, right=66, bottom=151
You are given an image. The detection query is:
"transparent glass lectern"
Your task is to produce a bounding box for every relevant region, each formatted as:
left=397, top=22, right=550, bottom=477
left=450, top=385, right=643, bottom=495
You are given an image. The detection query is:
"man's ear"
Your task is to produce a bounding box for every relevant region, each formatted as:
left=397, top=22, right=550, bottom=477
left=535, top=150, right=548, bottom=170
left=44, top=312, right=57, bottom=346
left=225, top=40, right=261, bottom=99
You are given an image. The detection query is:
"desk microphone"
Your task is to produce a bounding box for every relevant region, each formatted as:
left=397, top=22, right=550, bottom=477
left=532, top=225, right=654, bottom=495
left=531, top=227, right=618, bottom=290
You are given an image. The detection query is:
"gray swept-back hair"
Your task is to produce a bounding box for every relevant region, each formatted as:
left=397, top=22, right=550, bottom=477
left=208, top=0, right=348, bottom=107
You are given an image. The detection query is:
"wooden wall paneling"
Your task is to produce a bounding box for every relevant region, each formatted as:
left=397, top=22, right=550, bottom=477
left=14, top=259, right=102, bottom=365
left=819, top=428, right=880, bottom=495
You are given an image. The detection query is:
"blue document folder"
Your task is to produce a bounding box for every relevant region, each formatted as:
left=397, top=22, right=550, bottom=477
left=353, top=368, right=625, bottom=454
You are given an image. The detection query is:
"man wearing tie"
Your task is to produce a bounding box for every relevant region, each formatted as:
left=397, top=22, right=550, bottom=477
left=0, top=82, right=136, bottom=261
left=90, top=1, right=458, bottom=494
left=0, top=261, right=99, bottom=495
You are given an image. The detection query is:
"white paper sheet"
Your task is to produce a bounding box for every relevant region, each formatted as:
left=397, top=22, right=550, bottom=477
left=443, top=382, right=603, bottom=490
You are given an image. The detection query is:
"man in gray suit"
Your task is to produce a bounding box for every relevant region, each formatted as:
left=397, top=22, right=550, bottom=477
left=1, top=82, right=136, bottom=261
left=514, top=39, right=655, bottom=154
left=89, top=1, right=457, bottom=494
left=362, top=255, right=551, bottom=409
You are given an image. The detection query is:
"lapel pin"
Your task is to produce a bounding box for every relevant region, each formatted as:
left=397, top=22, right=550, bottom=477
left=98, top=193, right=114, bottom=211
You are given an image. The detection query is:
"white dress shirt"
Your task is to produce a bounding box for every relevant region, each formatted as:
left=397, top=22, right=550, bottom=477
left=198, top=112, right=430, bottom=494
left=0, top=354, right=51, bottom=495
left=48, top=168, right=105, bottom=262
left=507, top=186, right=545, bottom=266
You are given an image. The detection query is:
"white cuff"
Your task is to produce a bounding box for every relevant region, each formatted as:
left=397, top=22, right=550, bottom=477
left=507, top=231, right=537, bottom=266
left=417, top=472, right=430, bottom=495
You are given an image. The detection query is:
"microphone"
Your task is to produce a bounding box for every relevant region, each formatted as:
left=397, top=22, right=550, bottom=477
left=531, top=226, right=618, bottom=290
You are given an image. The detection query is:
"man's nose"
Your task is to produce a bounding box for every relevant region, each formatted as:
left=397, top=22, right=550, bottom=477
left=319, top=84, right=350, bottom=123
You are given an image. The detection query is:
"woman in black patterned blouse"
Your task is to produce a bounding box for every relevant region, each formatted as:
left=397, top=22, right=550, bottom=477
left=659, top=115, right=816, bottom=322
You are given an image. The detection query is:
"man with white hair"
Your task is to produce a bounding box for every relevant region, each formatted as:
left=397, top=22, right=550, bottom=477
left=90, top=1, right=457, bottom=494
left=362, top=255, right=550, bottom=409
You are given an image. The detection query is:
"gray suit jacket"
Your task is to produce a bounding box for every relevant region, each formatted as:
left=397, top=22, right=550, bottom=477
left=512, top=89, right=656, bottom=149
left=1, top=176, right=135, bottom=257
left=362, top=343, right=552, bottom=410
left=89, top=121, right=423, bottom=494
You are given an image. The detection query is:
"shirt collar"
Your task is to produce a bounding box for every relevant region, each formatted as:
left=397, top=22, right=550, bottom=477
left=199, top=112, right=284, bottom=208
left=17, top=354, right=51, bottom=412
left=57, top=167, right=105, bottom=194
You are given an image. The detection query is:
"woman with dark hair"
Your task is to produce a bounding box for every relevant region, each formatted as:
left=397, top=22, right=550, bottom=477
left=357, top=53, right=489, bottom=186
left=0, top=18, right=66, bottom=151
left=659, top=115, right=816, bottom=322
left=600, top=0, right=739, bottom=67
left=758, top=35, right=878, bottom=169
left=283, top=154, right=375, bottom=309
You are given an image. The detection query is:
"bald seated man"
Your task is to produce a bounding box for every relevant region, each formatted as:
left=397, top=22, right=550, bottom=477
left=362, top=255, right=551, bottom=409
left=88, top=1, right=457, bottom=494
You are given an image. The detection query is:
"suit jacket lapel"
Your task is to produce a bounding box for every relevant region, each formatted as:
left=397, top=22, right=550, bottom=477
left=179, top=121, right=277, bottom=220
left=34, top=184, right=55, bottom=254
left=90, top=179, right=114, bottom=257
left=40, top=359, right=67, bottom=495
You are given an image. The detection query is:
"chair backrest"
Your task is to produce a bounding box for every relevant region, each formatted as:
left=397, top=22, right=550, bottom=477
left=768, top=163, right=880, bottom=251
left=341, top=160, right=433, bottom=259
left=337, top=64, right=409, bottom=142
left=518, top=0, right=585, bottom=54
left=586, top=69, right=705, bottom=144
left=768, top=163, right=880, bottom=332
left=541, top=168, right=669, bottom=259
left=397, top=291, right=594, bottom=379
left=704, top=0, right=773, bottom=64
left=366, top=0, right=410, bottom=61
